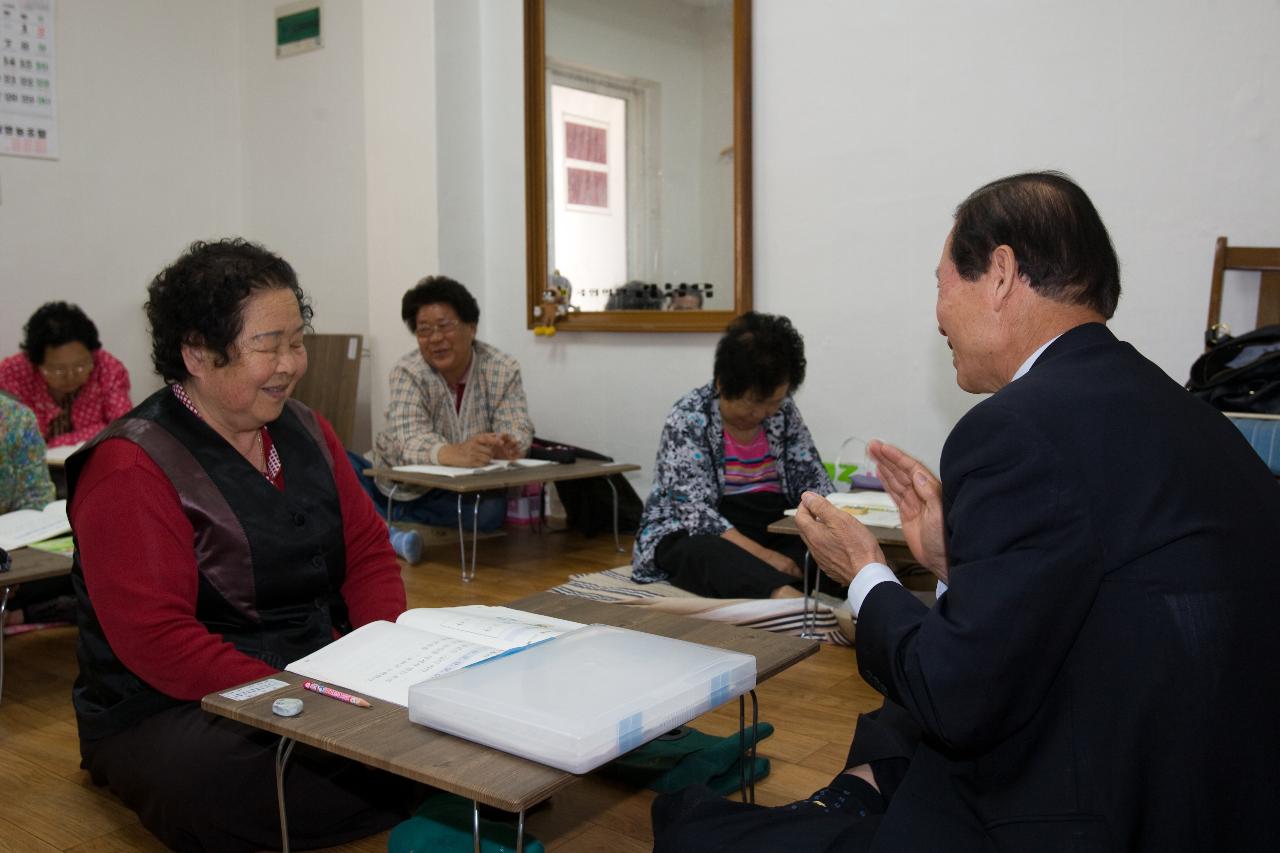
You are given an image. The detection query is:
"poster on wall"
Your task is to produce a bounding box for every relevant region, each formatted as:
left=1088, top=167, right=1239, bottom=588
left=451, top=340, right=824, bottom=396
left=0, top=0, right=55, bottom=159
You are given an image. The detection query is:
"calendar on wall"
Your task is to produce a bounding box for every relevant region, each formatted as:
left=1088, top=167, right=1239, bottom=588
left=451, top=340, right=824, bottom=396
left=0, top=0, right=56, bottom=159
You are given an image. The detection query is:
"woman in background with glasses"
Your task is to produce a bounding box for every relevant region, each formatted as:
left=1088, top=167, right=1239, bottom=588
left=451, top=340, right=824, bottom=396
left=0, top=301, right=132, bottom=447
left=355, top=276, right=534, bottom=543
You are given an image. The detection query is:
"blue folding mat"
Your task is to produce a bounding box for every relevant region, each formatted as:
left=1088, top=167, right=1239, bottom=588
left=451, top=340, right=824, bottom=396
left=1227, top=414, right=1280, bottom=475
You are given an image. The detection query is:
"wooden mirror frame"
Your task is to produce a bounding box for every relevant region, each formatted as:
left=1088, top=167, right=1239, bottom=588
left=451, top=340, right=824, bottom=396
left=524, top=0, right=752, bottom=333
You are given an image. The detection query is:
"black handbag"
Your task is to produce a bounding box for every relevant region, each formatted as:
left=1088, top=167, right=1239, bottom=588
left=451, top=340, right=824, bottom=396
left=1186, top=323, right=1280, bottom=414
left=532, top=437, right=643, bottom=536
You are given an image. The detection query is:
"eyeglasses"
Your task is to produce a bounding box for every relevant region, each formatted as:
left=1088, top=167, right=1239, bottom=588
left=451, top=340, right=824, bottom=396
left=40, top=361, right=93, bottom=379
left=415, top=320, right=461, bottom=339
left=242, top=332, right=307, bottom=360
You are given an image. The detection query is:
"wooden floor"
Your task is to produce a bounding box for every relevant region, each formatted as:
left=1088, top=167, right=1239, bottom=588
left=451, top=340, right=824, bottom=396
left=0, top=525, right=885, bottom=852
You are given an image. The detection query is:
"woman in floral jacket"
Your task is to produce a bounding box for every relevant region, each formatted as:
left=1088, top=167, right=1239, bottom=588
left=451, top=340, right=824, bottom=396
left=632, top=313, right=834, bottom=598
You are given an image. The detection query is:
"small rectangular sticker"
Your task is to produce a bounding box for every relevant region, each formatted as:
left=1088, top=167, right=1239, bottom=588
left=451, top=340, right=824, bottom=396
left=221, top=678, right=289, bottom=701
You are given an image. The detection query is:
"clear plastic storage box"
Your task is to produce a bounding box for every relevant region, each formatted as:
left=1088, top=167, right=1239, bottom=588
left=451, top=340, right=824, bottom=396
left=407, top=624, right=758, bottom=774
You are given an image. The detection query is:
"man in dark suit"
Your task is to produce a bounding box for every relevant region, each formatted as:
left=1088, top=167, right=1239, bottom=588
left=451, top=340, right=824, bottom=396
left=652, top=172, right=1280, bottom=852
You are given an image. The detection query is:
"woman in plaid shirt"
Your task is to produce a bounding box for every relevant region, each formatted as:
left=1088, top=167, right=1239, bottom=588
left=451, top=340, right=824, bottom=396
left=361, top=276, right=534, bottom=533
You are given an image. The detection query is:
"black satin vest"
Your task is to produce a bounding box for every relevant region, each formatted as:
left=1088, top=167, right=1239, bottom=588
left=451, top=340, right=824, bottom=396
left=66, top=389, right=348, bottom=746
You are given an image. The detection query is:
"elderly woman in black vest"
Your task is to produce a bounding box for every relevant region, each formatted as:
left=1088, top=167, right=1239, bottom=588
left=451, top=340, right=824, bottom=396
left=67, top=239, right=415, bottom=852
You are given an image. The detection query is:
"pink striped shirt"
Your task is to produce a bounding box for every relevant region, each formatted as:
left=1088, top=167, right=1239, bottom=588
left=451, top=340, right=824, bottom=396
left=723, top=428, right=781, bottom=495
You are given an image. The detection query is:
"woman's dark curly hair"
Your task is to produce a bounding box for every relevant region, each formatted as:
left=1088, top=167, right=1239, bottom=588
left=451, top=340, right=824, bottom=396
left=401, top=275, right=479, bottom=331
left=20, top=302, right=102, bottom=365
left=145, top=238, right=312, bottom=383
left=713, top=312, right=807, bottom=400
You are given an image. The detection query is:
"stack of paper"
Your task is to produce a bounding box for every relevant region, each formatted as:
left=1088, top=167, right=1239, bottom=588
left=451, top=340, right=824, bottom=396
left=0, top=500, right=71, bottom=550
left=45, top=442, right=84, bottom=466
left=392, top=458, right=558, bottom=478
left=784, top=490, right=901, bottom=528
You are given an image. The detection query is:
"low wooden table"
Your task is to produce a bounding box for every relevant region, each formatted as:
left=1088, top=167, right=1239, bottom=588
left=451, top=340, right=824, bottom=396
left=766, top=513, right=906, bottom=547
left=1, top=547, right=74, bottom=702
left=366, top=460, right=641, bottom=580
left=202, top=592, right=818, bottom=853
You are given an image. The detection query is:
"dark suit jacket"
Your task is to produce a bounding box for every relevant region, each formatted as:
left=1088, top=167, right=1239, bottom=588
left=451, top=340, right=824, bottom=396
left=856, top=323, right=1280, bottom=853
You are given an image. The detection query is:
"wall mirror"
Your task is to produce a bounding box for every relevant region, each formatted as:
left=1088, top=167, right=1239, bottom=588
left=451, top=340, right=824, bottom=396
left=524, top=0, right=752, bottom=332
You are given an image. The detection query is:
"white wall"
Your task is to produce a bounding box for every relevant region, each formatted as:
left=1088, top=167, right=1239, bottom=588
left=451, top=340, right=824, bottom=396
left=237, top=0, right=375, bottom=448
left=434, top=0, right=1280, bottom=494
left=233, top=0, right=438, bottom=453
left=754, top=0, right=1280, bottom=471
left=5, top=1, right=1277, bottom=498
left=0, top=0, right=242, bottom=400
left=362, top=0, right=439, bottom=450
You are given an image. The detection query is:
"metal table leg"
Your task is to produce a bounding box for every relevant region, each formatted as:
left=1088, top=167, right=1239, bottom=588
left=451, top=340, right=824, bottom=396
left=605, top=476, right=625, bottom=553
left=275, top=737, right=297, bottom=853
left=385, top=483, right=399, bottom=525
left=538, top=483, right=548, bottom=533
left=748, top=689, right=759, bottom=803
left=0, top=585, right=11, bottom=703
left=456, top=494, right=466, bottom=580
left=800, top=551, right=822, bottom=639
left=468, top=494, right=480, bottom=581
left=456, top=493, right=481, bottom=582
left=737, top=689, right=760, bottom=803
left=472, top=801, right=527, bottom=853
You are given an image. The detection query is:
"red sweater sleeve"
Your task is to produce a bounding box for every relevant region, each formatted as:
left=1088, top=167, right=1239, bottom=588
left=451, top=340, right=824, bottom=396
left=70, top=418, right=406, bottom=701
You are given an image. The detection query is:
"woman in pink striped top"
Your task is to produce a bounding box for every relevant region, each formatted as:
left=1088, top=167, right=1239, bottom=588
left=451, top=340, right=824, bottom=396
left=633, top=313, right=836, bottom=598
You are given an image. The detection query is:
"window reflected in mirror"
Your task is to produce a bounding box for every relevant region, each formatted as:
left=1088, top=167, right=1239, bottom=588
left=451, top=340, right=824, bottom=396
left=545, top=0, right=734, bottom=314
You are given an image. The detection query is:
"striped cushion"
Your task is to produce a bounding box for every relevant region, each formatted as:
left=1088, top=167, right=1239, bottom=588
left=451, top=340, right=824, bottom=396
left=548, top=566, right=853, bottom=645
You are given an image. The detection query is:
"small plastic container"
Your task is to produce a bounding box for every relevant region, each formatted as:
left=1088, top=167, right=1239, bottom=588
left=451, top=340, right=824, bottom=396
left=408, top=625, right=757, bottom=774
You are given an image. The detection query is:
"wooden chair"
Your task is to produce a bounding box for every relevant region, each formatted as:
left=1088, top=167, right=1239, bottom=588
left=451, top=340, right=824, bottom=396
left=1204, top=236, right=1280, bottom=348
left=291, top=333, right=363, bottom=447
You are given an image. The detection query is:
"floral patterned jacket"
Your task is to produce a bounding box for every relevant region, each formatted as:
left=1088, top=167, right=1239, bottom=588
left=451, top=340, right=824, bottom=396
left=0, top=392, right=55, bottom=513
left=632, top=382, right=833, bottom=583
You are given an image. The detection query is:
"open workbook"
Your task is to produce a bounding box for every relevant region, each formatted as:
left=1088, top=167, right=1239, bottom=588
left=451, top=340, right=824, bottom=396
left=285, top=605, right=583, bottom=706
left=0, top=500, right=71, bottom=550
left=783, top=490, right=901, bottom=529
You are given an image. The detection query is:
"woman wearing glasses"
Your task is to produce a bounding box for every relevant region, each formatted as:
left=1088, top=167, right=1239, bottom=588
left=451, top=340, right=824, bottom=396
left=66, top=239, right=415, bottom=851
left=0, top=301, right=132, bottom=447
left=359, top=276, right=534, bottom=537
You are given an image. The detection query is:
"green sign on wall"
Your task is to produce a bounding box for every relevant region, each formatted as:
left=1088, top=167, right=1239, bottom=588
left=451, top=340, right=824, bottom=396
left=276, top=3, right=321, bottom=58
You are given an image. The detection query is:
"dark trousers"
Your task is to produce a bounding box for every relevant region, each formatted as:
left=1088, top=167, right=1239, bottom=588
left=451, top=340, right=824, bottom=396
left=651, top=702, right=921, bottom=853
left=656, top=491, right=847, bottom=599
left=83, top=703, right=419, bottom=853
left=7, top=574, right=75, bottom=619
